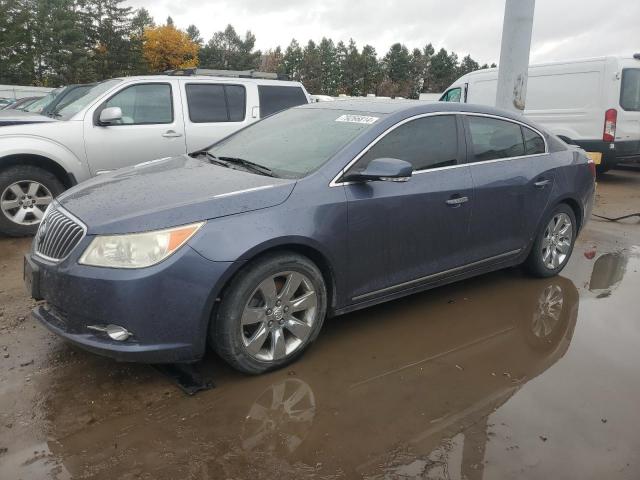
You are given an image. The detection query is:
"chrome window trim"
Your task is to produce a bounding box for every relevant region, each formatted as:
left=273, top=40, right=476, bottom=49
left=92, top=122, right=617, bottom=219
left=34, top=202, right=88, bottom=264
left=329, top=111, right=549, bottom=187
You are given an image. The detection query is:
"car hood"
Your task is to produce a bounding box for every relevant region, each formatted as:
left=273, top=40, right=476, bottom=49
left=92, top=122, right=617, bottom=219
left=57, top=155, right=296, bottom=235
left=0, top=109, right=56, bottom=126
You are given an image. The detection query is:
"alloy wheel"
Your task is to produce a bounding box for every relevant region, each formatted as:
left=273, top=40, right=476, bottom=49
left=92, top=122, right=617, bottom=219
left=541, top=212, right=572, bottom=270
left=0, top=180, right=53, bottom=226
left=241, top=271, right=318, bottom=362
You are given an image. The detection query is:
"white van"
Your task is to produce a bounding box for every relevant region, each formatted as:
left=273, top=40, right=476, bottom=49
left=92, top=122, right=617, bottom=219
left=440, top=55, right=640, bottom=172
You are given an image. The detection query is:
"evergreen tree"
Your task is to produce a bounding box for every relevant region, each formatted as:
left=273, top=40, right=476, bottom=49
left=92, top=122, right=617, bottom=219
left=408, top=48, right=425, bottom=99
left=429, top=47, right=460, bottom=92
left=199, top=25, right=260, bottom=70
left=459, top=54, right=480, bottom=76
left=361, top=44, right=381, bottom=95
left=340, top=39, right=363, bottom=96
left=383, top=43, right=411, bottom=83
left=129, top=7, right=155, bottom=74
left=300, top=40, right=321, bottom=93
left=318, top=37, right=340, bottom=95
left=186, top=25, right=202, bottom=46
left=91, top=0, right=135, bottom=80
left=282, top=39, right=303, bottom=81
left=0, top=0, right=34, bottom=84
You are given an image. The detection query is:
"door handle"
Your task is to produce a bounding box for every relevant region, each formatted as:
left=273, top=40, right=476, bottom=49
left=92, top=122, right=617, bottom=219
left=534, top=179, right=551, bottom=189
left=446, top=195, right=469, bottom=207
left=162, top=130, right=183, bottom=138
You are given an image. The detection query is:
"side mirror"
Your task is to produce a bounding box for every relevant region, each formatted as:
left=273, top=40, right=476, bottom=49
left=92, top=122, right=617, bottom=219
left=99, top=106, right=122, bottom=125
left=343, top=158, right=413, bottom=183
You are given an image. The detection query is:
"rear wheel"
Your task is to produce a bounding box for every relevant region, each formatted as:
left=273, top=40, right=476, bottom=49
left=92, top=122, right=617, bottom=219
left=0, top=165, right=63, bottom=236
left=525, top=204, right=576, bottom=278
left=212, top=253, right=327, bottom=375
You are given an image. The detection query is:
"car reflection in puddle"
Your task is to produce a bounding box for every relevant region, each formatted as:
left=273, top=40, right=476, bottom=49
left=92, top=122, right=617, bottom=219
left=42, top=271, right=579, bottom=479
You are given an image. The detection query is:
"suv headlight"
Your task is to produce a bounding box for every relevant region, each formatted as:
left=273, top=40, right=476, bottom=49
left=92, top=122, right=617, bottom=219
left=79, top=222, right=204, bottom=269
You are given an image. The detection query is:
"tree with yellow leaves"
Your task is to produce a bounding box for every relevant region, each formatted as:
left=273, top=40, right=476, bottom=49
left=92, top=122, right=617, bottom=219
left=143, top=24, right=199, bottom=72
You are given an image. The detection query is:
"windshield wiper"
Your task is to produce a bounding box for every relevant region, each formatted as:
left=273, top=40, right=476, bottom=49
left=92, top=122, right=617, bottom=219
left=217, top=156, right=275, bottom=177
left=197, top=151, right=234, bottom=169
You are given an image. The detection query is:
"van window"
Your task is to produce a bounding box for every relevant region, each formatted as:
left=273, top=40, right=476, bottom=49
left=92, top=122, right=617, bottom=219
left=467, top=116, right=525, bottom=162
left=522, top=126, right=546, bottom=155
left=620, top=69, right=640, bottom=111
left=357, top=115, right=459, bottom=171
left=440, top=88, right=461, bottom=102
left=258, top=86, right=308, bottom=117
left=185, top=84, right=246, bottom=122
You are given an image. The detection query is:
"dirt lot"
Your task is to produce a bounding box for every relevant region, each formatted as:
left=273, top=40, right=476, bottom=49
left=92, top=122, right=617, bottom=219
left=1, top=168, right=640, bottom=480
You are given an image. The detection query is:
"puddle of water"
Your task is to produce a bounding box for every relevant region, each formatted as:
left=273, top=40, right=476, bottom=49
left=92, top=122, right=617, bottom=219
left=2, top=238, right=640, bottom=479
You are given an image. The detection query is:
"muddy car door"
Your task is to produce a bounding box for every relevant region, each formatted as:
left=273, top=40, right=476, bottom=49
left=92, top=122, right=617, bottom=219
left=344, top=114, right=473, bottom=301
left=462, top=114, right=556, bottom=263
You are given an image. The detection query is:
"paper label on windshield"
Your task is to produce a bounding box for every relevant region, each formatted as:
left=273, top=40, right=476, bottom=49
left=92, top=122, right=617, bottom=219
left=335, top=114, right=379, bottom=125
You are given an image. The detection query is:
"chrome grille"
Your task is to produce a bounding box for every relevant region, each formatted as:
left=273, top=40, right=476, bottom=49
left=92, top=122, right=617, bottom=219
left=35, top=205, right=85, bottom=261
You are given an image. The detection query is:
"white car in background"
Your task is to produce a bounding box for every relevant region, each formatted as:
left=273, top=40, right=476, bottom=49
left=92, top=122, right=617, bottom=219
left=440, top=54, right=640, bottom=173
left=0, top=70, right=310, bottom=236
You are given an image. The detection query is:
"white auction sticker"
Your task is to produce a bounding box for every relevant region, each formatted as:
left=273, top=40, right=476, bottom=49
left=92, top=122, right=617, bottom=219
left=335, top=114, right=379, bottom=124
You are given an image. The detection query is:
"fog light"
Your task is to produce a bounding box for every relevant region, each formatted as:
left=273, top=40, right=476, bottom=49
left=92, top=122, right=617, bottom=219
left=87, top=324, right=132, bottom=342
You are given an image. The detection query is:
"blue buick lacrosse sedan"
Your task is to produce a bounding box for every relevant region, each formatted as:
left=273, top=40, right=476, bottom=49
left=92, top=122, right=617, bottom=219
left=24, top=100, right=595, bottom=374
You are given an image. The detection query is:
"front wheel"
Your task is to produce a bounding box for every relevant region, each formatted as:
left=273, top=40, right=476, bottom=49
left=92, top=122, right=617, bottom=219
left=211, top=253, right=327, bottom=375
left=0, top=165, right=64, bottom=236
left=525, top=204, right=577, bottom=278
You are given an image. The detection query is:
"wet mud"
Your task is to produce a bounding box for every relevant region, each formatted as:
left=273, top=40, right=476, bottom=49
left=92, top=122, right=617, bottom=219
left=1, top=168, right=640, bottom=479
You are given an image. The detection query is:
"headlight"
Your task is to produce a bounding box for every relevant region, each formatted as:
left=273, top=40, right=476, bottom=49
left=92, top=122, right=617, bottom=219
left=79, top=222, right=204, bottom=269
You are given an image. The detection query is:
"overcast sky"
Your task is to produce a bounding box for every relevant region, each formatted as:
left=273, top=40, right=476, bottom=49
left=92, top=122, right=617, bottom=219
left=127, top=0, right=640, bottom=64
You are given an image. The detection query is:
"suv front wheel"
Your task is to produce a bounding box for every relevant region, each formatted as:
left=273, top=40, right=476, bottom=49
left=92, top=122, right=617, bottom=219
left=0, top=165, right=63, bottom=237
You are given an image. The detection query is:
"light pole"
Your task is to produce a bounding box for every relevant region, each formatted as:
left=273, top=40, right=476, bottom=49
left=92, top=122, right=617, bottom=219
left=495, top=0, right=536, bottom=112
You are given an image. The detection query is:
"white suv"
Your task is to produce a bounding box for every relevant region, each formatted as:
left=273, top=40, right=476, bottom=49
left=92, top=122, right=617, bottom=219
left=0, top=71, right=310, bottom=236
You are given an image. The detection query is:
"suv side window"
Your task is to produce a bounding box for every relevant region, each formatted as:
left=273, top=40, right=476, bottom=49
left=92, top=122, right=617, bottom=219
left=440, top=88, right=461, bottom=102
left=258, top=85, right=308, bottom=117
left=104, top=83, right=173, bottom=125
left=185, top=84, right=246, bottom=123
left=522, top=126, right=545, bottom=155
left=466, top=116, right=525, bottom=162
left=357, top=115, right=459, bottom=171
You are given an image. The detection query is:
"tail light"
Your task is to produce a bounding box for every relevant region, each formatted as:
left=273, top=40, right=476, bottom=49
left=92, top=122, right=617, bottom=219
left=587, top=156, right=596, bottom=178
left=603, top=108, right=617, bottom=142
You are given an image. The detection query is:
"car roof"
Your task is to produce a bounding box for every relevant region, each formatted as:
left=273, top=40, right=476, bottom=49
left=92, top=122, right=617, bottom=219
left=298, top=98, right=534, bottom=124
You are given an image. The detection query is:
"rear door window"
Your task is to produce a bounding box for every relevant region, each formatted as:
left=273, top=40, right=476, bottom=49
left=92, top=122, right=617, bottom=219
left=185, top=84, right=246, bottom=122
left=466, top=116, right=525, bottom=162
left=258, top=85, right=308, bottom=117
left=620, top=69, right=640, bottom=111
left=356, top=115, right=459, bottom=171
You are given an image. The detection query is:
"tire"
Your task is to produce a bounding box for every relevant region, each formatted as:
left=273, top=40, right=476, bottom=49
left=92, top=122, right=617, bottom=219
left=524, top=203, right=577, bottom=278
left=211, top=252, right=328, bottom=375
left=0, top=165, right=64, bottom=237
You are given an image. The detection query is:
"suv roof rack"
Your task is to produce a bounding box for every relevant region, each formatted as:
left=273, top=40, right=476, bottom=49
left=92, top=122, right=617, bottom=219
left=164, top=68, right=289, bottom=81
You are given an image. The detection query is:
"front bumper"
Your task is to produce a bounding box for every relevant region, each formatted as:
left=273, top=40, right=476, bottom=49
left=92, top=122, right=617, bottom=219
left=25, top=243, right=235, bottom=364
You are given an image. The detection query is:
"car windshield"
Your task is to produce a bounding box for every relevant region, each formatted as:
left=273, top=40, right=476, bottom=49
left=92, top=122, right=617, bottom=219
left=208, top=108, right=384, bottom=179
left=55, top=80, right=122, bottom=120
left=620, top=68, right=640, bottom=111
left=23, top=89, right=60, bottom=113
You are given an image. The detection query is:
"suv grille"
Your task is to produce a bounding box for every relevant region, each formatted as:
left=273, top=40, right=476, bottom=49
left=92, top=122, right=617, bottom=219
left=35, top=205, right=85, bottom=261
